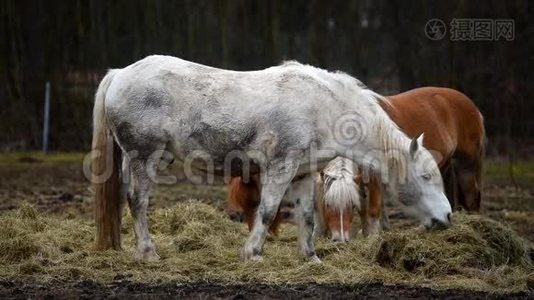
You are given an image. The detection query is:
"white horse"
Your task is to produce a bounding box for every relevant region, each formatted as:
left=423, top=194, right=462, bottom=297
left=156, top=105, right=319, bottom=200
left=91, top=55, right=452, bottom=262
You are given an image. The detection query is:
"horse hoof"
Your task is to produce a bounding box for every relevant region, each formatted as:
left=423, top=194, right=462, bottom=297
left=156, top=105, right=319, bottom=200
left=134, top=248, right=160, bottom=262
left=146, top=252, right=161, bottom=262
left=250, top=255, right=263, bottom=262
left=415, top=225, right=428, bottom=233
left=367, top=227, right=380, bottom=236
left=240, top=247, right=263, bottom=262
left=309, top=255, right=322, bottom=263
left=242, top=253, right=263, bottom=262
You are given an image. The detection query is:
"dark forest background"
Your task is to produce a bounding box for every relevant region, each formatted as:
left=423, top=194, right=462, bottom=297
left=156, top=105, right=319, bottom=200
left=1, top=0, right=532, bottom=157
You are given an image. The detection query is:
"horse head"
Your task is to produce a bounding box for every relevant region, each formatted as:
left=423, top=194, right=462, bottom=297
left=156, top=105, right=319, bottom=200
left=396, top=134, right=452, bottom=229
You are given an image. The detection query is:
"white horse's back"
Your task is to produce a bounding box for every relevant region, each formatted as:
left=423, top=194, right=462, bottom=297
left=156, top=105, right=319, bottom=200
left=103, top=55, right=364, bottom=174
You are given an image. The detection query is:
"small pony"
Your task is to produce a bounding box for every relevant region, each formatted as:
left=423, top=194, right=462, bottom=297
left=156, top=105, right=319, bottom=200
left=227, top=157, right=362, bottom=242
left=315, top=157, right=361, bottom=242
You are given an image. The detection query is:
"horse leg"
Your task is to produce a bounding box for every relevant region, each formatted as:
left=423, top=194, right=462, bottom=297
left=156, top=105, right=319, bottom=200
left=243, top=205, right=256, bottom=232
left=241, top=163, right=296, bottom=261
left=234, top=176, right=283, bottom=236
left=456, top=155, right=483, bottom=212
left=442, top=159, right=459, bottom=210
left=269, top=210, right=284, bottom=236
left=367, top=176, right=382, bottom=235
left=128, top=157, right=159, bottom=261
left=120, top=155, right=131, bottom=216
left=473, top=156, right=483, bottom=210
left=291, top=175, right=321, bottom=262
left=379, top=190, right=391, bottom=231
left=313, top=176, right=327, bottom=238
left=358, top=183, right=369, bottom=237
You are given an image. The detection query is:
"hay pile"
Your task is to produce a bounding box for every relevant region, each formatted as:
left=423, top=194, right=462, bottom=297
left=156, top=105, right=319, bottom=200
left=0, top=201, right=532, bottom=293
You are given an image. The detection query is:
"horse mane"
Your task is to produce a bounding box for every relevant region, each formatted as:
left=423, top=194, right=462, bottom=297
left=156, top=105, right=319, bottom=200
left=279, top=60, right=303, bottom=67
left=303, top=64, right=411, bottom=183
left=321, top=157, right=360, bottom=212
left=358, top=90, right=410, bottom=185
left=276, top=61, right=410, bottom=183
left=278, top=60, right=363, bottom=92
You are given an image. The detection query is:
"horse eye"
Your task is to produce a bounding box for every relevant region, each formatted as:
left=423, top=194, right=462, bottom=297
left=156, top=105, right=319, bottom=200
left=422, top=174, right=432, bottom=181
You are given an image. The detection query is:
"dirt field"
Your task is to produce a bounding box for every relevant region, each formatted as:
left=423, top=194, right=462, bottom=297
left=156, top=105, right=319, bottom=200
left=0, top=152, right=533, bottom=298
left=1, top=280, right=532, bottom=299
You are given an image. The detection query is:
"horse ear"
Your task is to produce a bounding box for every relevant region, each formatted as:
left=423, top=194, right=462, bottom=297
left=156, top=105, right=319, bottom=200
left=409, top=133, right=424, bottom=159
left=417, top=133, right=424, bottom=146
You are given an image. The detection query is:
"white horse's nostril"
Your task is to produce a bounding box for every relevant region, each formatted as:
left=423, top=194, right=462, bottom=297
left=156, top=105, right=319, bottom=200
left=447, top=212, right=452, bottom=223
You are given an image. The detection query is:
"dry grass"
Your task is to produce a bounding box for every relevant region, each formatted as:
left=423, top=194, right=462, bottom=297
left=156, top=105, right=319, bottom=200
left=0, top=201, right=532, bottom=293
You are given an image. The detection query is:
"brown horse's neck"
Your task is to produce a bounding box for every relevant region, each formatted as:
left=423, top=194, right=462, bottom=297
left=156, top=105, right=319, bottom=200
left=377, top=97, right=398, bottom=122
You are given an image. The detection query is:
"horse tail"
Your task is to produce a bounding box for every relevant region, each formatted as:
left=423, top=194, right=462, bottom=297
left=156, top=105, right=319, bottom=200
left=92, top=69, right=122, bottom=251
left=474, top=111, right=486, bottom=210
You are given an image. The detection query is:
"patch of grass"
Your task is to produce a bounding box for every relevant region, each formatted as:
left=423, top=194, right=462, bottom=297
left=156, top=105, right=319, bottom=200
left=484, top=159, right=534, bottom=186
left=0, top=202, right=532, bottom=293
left=376, top=215, right=528, bottom=275
left=0, top=152, right=85, bottom=165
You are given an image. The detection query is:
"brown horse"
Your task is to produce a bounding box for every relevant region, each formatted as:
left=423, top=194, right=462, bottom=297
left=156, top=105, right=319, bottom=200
left=227, top=87, right=485, bottom=239
left=360, top=87, right=485, bottom=234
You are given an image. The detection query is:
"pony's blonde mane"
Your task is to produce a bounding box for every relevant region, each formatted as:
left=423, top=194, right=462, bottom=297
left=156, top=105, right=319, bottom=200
left=321, top=157, right=360, bottom=212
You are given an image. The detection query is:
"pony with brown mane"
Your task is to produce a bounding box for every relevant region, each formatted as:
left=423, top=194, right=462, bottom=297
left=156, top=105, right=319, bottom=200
left=227, top=87, right=484, bottom=240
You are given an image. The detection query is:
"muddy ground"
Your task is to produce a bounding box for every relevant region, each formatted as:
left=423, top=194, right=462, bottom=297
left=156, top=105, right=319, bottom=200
left=1, top=280, right=532, bottom=299
left=0, top=153, right=533, bottom=298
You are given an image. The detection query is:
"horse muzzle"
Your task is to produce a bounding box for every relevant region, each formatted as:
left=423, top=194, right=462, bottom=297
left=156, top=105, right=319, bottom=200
left=427, top=212, right=452, bottom=230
